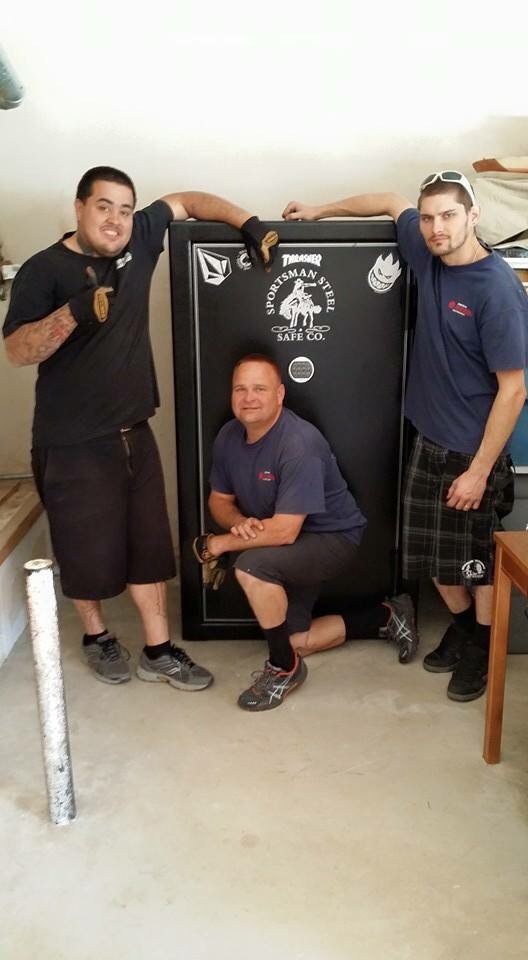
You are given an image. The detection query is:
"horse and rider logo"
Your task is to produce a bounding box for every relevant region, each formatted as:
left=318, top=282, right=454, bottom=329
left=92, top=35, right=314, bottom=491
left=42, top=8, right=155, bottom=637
left=269, top=276, right=333, bottom=342
left=279, top=279, right=322, bottom=328
left=265, top=263, right=335, bottom=343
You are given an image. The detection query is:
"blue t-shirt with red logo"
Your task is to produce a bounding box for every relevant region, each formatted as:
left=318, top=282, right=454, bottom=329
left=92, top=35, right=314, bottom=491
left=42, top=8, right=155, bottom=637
left=210, top=407, right=367, bottom=544
left=397, top=208, right=528, bottom=454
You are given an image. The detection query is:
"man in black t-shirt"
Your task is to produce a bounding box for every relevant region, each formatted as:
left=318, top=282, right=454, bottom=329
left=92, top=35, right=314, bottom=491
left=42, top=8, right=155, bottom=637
left=194, top=355, right=420, bottom=713
left=3, top=165, right=278, bottom=688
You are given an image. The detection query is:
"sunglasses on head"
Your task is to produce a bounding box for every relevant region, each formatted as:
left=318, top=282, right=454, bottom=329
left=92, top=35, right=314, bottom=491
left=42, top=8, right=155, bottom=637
left=419, top=170, right=477, bottom=206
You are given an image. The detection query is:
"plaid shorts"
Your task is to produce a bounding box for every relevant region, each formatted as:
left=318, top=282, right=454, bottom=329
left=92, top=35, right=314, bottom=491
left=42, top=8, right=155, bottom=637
left=402, top=435, right=514, bottom=586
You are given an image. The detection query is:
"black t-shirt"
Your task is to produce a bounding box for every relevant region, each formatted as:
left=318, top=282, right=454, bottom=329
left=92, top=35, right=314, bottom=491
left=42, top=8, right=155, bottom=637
left=3, top=199, right=173, bottom=446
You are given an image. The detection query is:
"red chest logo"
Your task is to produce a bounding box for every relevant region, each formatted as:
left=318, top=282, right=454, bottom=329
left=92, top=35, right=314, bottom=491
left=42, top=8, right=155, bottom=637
left=448, top=299, right=473, bottom=318
left=258, top=470, right=276, bottom=482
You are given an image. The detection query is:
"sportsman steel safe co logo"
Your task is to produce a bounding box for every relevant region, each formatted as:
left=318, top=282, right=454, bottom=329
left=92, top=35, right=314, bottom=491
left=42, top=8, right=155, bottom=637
left=196, top=248, right=403, bottom=343
left=266, top=253, right=336, bottom=343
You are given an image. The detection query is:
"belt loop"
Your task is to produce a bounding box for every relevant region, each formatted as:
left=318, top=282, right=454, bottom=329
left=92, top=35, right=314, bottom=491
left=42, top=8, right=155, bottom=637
left=119, top=420, right=146, bottom=435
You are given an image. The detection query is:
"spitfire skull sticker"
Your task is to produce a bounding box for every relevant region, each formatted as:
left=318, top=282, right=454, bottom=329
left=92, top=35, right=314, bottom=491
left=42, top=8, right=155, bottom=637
left=367, top=253, right=402, bottom=293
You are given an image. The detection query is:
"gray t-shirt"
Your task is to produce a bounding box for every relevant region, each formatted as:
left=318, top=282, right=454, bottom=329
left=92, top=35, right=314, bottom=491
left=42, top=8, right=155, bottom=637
left=210, top=408, right=367, bottom=545
left=397, top=208, right=528, bottom=454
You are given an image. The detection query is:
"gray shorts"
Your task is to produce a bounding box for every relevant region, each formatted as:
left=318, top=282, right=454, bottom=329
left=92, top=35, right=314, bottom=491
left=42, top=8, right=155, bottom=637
left=233, top=531, right=357, bottom=633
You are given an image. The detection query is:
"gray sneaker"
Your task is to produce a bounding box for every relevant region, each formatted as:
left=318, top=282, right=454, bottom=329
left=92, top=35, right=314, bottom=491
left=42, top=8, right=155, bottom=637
left=136, top=645, right=213, bottom=690
left=238, top=656, right=308, bottom=712
left=83, top=632, right=131, bottom=684
left=383, top=594, right=419, bottom=663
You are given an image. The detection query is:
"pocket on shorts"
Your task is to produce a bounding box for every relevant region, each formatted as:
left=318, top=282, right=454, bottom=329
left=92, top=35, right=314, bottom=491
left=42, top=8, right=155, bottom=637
left=492, top=456, right=515, bottom=523
left=444, top=449, right=472, bottom=485
left=31, top=447, right=48, bottom=504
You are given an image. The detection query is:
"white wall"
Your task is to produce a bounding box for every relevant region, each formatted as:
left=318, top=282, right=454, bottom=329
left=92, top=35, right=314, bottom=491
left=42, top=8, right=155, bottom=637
left=1, top=0, right=527, bottom=531
left=0, top=513, right=51, bottom=665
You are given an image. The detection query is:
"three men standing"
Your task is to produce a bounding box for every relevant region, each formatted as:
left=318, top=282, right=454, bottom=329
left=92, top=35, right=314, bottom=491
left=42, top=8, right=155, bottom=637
left=6, top=164, right=526, bottom=710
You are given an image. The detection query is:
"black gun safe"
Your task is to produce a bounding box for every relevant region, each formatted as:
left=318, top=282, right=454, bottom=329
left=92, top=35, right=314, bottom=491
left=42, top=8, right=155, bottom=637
left=169, top=221, right=413, bottom=639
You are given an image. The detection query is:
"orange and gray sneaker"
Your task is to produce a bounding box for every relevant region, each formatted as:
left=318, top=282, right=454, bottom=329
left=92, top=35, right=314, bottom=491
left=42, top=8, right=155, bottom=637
left=238, top=655, right=307, bottom=711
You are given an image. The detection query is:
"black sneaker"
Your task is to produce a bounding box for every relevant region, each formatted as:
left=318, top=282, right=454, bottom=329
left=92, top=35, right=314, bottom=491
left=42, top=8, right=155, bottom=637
left=423, top=624, right=467, bottom=673
left=238, top=655, right=308, bottom=712
left=383, top=594, right=419, bottom=663
left=447, top=643, right=488, bottom=702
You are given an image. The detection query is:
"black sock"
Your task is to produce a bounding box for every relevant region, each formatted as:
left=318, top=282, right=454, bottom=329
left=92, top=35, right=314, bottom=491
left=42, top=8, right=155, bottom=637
left=263, top=621, right=295, bottom=672
left=144, top=639, right=172, bottom=660
left=82, top=630, right=109, bottom=646
left=473, top=623, right=490, bottom=653
left=453, top=603, right=476, bottom=635
left=342, top=604, right=389, bottom=640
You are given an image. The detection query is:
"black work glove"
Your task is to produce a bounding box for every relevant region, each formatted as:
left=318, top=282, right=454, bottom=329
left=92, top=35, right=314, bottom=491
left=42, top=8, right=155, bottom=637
left=69, top=266, right=113, bottom=327
left=241, top=217, right=279, bottom=271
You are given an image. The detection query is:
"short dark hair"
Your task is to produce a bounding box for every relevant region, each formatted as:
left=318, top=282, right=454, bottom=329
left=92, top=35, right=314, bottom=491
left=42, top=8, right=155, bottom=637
left=418, top=180, right=473, bottom=213
left=233, top=353, right=283, bottom=383
left=76, top=166, right=137, bottom=206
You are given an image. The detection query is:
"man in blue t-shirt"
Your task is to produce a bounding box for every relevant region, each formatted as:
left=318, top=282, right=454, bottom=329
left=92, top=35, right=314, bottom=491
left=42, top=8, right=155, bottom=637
left=283, top=171, right=528, bottom=702
left=3, top=165, right=277, bottom=691
left=194, top=354, right=420, bottom=712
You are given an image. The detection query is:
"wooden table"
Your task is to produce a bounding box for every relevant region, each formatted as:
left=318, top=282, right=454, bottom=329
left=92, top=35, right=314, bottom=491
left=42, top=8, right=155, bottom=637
left=484, top=530, right=528, bottom=763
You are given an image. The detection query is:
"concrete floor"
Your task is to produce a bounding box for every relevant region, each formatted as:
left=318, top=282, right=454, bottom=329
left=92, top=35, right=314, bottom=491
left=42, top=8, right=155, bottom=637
left=1, top=581, right=527, bottom=960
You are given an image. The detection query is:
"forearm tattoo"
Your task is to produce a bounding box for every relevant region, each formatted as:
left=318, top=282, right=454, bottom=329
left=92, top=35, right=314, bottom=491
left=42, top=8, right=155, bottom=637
left=5, top=304, right=77, bottom=366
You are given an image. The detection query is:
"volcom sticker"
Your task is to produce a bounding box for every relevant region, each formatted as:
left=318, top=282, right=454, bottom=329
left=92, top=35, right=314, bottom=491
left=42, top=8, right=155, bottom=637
left=197, top=249, right=232, bottom=286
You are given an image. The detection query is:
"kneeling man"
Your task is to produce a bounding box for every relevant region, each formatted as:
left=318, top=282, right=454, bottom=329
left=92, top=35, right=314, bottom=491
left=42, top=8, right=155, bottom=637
left=194, top=354, right=418, bottom=712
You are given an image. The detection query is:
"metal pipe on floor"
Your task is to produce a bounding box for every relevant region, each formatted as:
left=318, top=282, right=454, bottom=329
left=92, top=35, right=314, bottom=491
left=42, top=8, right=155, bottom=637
left=24, top=559, right=76, bottom=825
left=0, top=473, right=33, bottom=481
